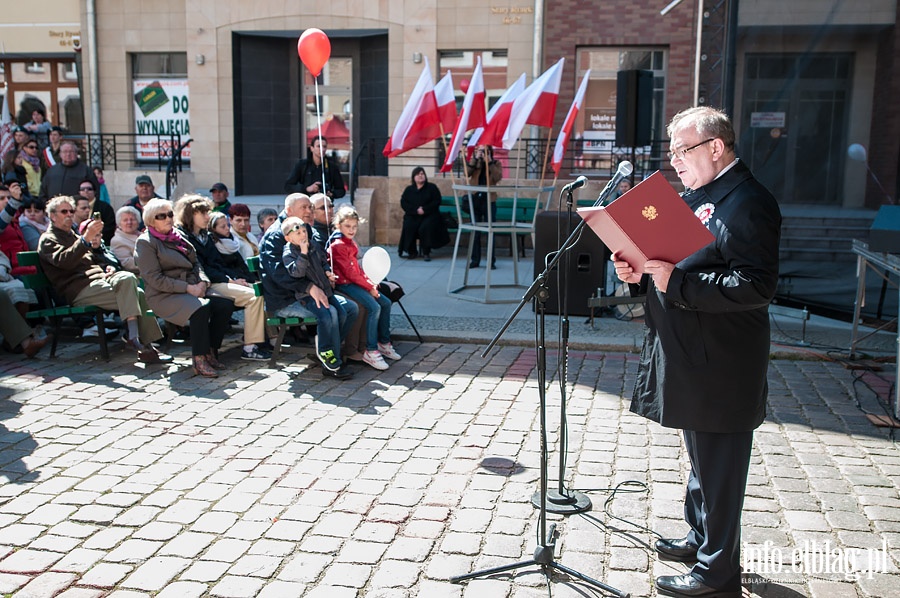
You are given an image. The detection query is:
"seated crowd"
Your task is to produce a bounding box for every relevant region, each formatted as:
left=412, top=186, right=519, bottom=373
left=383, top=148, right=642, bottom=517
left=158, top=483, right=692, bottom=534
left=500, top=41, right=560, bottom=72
left=1, top=182, right=403, bottom=380
left=0, top=123, right=403, bottom=375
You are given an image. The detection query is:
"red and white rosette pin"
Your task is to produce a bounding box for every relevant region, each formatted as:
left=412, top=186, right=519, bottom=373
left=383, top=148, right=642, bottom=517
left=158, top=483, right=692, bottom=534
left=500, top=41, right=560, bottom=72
left=695, top=203, right=715, bottom=225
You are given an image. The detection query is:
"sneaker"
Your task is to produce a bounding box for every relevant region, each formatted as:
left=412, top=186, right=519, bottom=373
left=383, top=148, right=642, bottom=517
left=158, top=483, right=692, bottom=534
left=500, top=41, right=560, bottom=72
left=378, top=342, right=402, bottom=361
left=317, top=348, right=341, bottom=372
left=83, top=324, right=119, bottom=339
left=241, top=346, right=272, bottom=361
left=362, top=349, right=389, bottom=370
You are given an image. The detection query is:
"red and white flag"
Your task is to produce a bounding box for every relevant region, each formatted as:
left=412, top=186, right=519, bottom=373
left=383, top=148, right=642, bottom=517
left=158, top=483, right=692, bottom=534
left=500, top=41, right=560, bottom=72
left=0, top=89, right=14, bottom=161
left=550, top=69, right=591, bottom=176
left=502, top=58, right=565, bottom=150
left=383, top=58, right=441, bottom=158
left=441, top=56, right=486, bottom=173
left=434, top=71, right=457, bottom=133
left=467, top=73, right=526, bottom=159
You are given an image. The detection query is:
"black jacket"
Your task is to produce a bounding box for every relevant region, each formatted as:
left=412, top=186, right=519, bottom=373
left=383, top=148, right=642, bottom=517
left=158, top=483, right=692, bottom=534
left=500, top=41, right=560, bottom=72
left=283, top=157, right=346, bottom=198
left=39, top=160, right=99, bottom=201
left=630, top=160, right=782, bottom=433
left=258, top=213, right=311, bottom=312
left=92, top=198, right=116, bottom=245
left=179, top=227, right=231, bottom=284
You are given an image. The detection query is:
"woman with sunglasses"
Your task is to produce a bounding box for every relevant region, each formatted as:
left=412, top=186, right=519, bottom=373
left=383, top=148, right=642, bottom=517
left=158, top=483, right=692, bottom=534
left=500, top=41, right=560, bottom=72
left=134, top=198, right=235, bottom=377
left=18, top=138, right=42, bottom=197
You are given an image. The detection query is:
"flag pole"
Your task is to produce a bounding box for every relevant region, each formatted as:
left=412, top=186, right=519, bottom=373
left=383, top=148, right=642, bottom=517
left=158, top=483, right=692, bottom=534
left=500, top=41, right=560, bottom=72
left=537, top=126, right=553, bottom=190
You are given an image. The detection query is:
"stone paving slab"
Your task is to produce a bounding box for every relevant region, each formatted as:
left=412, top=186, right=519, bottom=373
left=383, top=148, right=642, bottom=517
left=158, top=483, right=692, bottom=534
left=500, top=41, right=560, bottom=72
left=0, top=338, right=898, bottom=597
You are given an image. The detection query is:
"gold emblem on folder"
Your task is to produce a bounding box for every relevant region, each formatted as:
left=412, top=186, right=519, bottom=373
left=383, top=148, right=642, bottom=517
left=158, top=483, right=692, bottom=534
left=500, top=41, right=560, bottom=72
left=642, top=205, right=658, bottom=220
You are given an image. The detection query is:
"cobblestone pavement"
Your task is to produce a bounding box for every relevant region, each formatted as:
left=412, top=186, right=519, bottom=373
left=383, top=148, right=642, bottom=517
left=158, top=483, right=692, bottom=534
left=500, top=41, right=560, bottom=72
left=0, top=337, right=898, bottom=598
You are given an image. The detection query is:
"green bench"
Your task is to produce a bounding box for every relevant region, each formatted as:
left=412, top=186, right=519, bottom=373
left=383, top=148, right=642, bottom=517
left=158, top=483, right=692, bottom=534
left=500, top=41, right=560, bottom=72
left=17, top=251, right=114, bottom=360
left=247, top=255, right=317, bottom=368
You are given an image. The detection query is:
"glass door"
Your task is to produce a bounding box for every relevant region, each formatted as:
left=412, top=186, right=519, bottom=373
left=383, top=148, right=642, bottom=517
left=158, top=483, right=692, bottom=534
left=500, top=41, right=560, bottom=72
left=303, top=57, right=352, bottom=194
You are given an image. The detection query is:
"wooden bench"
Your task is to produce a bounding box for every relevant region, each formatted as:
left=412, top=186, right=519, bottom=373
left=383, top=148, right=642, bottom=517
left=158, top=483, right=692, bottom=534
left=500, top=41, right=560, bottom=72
left=246, top=255, right=317, bottom=368
left=17, top=251, right=114, bottom=360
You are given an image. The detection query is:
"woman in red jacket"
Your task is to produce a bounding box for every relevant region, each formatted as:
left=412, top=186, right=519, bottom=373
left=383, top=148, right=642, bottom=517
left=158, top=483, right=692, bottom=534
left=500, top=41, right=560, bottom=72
left=0, top=185, right=36, bottom=276
left=327, top=206, right=401, bottom=371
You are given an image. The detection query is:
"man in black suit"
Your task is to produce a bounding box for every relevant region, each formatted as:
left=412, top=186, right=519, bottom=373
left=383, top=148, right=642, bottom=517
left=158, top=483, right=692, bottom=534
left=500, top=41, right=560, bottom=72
left=614, top=106, right=781, bottom=598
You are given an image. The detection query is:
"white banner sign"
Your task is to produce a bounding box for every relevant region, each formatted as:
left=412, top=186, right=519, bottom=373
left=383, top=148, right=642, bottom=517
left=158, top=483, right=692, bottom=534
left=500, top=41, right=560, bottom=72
left=750, top=111, right=786, bottom=128
left=133, top=78, right=191, bottom=162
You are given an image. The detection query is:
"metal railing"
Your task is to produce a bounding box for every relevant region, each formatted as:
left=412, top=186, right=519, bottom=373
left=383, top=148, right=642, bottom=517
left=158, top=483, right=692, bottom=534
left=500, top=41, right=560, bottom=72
left=353, top=136, right=672, bottom=193
left=29, top=130, right=185, bottom=173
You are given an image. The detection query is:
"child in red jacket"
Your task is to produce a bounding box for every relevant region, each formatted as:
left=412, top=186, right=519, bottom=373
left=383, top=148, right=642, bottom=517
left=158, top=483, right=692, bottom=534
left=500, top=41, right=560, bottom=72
left=328, top=206, right=400, bottom=370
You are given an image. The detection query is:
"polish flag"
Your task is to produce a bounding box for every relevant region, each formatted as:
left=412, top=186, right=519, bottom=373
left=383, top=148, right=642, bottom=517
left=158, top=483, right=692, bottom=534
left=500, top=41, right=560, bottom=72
left=434, top=71, right=457, bottom=133
left=550, top=69, right=591, bottom=176
left=0, top=90, right=14, bottom=161
left=383, top=58, right=440, bottom=158
left=467, top=73, right=526, bottom=160
left=441, top=56, right=486, bottom=173
left=502, top=58, right=565, bottom=150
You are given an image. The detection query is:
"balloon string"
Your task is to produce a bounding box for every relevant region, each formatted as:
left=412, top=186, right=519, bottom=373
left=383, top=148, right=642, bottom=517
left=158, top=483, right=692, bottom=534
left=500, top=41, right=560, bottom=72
left=314, top=76, right=333, bottom=269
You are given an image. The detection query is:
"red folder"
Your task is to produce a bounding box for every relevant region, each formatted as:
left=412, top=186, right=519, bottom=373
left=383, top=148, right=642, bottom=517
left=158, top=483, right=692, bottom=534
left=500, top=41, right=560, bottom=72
left=577, top=171, right=715, bottom=274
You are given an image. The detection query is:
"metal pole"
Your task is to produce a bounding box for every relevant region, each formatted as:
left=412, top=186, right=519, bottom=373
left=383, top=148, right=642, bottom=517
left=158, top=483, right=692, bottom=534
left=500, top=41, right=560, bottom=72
left=86, top=0, right=101, bottom=132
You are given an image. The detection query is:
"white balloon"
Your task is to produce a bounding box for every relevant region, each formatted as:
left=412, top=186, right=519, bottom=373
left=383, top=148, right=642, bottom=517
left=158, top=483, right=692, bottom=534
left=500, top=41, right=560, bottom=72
left=362, top=246, right=391, bottom=283
left=847, top=143, right=868, bottom=162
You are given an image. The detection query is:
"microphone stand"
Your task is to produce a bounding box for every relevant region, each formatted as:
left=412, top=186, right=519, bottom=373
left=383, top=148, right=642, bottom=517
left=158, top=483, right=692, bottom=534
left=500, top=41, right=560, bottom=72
left=535, top=185, right=592, bottom=514
left=451, top=179, right=629, bottom=597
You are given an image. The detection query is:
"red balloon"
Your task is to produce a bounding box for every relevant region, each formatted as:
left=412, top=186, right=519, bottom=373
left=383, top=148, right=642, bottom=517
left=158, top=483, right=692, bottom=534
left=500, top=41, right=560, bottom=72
left=460, top=79, right=470, bottom=93
left=298, top=28, right=331, bottom=77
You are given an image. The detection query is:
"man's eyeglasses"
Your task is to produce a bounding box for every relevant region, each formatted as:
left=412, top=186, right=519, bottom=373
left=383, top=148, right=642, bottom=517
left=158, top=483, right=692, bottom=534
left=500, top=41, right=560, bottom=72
left=25, top=145, right=38, bottom=150
left=79, top=187, right=94, bottom=192
left=154, top=211, right=175, bottom=220
left=56, top=208, right=74, bottom=215
left=667, top=138, right=715, bottom=161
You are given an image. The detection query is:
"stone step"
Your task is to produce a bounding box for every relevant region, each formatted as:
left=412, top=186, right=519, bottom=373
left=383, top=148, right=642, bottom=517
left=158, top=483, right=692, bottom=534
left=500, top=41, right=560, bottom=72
left=779, top=247, right=857, bottom=262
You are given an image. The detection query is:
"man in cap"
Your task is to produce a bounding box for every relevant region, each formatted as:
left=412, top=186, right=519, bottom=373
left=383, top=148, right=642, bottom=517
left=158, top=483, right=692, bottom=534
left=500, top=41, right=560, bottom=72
left=12, top=126, right=29, bottom=151
left=125, top=175, right=161, bottom=226
left=209, top=182, right=232, bottom=214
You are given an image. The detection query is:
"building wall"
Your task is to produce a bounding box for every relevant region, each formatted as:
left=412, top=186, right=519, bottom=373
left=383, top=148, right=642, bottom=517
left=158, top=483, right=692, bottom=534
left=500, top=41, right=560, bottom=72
left=1, top=2, right=80, bottom=54
left=80, top=0, right=539, bottom=191
left=543, top=0, right=697, bottom=131
left=739, top=0, right=896, bottom=27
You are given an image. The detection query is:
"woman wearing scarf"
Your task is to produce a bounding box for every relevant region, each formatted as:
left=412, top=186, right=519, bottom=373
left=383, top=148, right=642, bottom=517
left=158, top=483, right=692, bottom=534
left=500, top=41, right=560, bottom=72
left=209, top=211, right=258, bottom=283
left=175, top=195, right=270, bottom=363
left=18, top=197, right=50, bottom=251
left=18, top=139, right=42, bottom=197
left=134, top=198, right=235, bottom=377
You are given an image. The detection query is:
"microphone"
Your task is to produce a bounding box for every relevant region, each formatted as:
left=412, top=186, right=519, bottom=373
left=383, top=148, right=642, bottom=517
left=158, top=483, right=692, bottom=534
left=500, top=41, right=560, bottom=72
left=594, top=161, right=634, bottom=207
left=561, top=175, right=588, bottom=193
left=615, top=160, right=634, bottom=180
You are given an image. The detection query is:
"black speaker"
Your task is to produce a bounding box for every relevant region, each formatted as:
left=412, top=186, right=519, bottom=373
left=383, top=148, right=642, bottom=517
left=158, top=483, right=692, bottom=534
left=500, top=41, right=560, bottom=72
left=615, top=69, right=653, bottom=147
left=534, top=211, right=610, bottom=316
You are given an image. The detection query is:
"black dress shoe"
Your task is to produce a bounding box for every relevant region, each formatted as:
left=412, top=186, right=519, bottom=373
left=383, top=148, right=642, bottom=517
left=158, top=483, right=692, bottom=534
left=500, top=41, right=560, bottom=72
left=656, top=537, right=699, bottom=563
left=656, top=574, right=740, bottom=597
left=321, top=365, right=352, bottom=379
